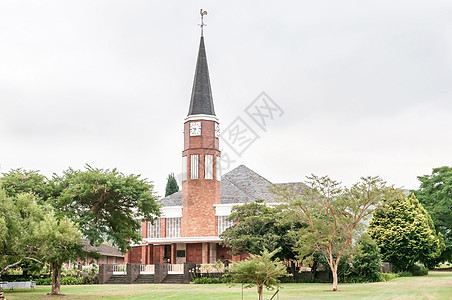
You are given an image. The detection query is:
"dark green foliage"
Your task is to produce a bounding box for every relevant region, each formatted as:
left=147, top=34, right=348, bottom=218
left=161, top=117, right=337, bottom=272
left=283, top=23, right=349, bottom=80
left=315, top=234, right=382, bottom=283
left=272, top=175, right=390, bottom=291
left=192, top=277, right=222, bottom=284
left=409, top=264, right=429, bottom=276
left=0, top=169, right=54, bottom=201
left=368, top=192, right=443, bottom=271
left=349, top=234, right=382, bottom=282
left=414, top=166, right=452, bottom=263
left=165, top=173, right=179, bottom=197
left=53, top=165, right=160, bottom=252
left=220, top=200, right=298, bottom=260
left=35, top=278, right=52, bottom=285
left=397, top=271, right=413, bottom=277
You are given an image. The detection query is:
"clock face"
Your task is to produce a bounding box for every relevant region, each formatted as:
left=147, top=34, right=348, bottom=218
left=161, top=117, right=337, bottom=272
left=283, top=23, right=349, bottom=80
left=215, top=123, right=220, bottom=138
left=189, top=122, right=201, bottom=136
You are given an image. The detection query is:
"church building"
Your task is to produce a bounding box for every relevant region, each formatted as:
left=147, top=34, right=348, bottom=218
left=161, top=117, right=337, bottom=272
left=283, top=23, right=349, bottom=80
left=125, top=25, right=284, bottom=265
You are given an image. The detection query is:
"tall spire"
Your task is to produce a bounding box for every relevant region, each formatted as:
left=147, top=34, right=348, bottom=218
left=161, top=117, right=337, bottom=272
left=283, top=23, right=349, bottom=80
left=187, top=10, right=215, bottom=116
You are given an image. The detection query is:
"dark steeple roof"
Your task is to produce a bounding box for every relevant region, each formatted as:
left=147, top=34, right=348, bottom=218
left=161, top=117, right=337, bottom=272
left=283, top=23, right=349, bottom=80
left=188, top=36, right=215, bottom=116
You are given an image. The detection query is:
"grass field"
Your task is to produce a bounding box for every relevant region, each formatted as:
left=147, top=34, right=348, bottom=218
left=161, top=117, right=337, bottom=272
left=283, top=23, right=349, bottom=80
left=3, top=271, right=452, bottom=299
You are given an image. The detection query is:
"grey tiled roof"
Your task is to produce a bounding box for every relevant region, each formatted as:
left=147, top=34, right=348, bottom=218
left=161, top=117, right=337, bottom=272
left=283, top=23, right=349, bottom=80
left=159, top=190, right=182, bottom=207
left=188, top=36, right=215, bottom=116
left=221, top=165, right=276, bottom=204
left=159, top=165, right=297, bottom=207
left=82, top=239, right=124, bottom=257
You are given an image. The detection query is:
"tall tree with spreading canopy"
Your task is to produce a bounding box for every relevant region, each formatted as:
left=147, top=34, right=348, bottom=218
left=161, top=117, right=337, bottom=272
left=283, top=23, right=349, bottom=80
left=0, top=169, right=54, bottom=201
left=220, top=200, right=298, bottom=261
left=165, top=173, right=179, bottom=197
left=0, top=187, right=82, bottom=295
left=368, top=192, right=444, bottom=271
left=272, top=175, right=391, bottom=291
left=226, top=248, right=289, bottom=300
left=414, top=166, right=452, bottom=263
left=0, top=190, right=46, bottom=276
left=53, top=165, right=160, bottom=252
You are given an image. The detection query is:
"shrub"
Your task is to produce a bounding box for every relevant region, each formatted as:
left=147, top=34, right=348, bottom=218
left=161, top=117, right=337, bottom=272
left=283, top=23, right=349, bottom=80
left=349, top=234, right=382, bottom=282
left=409, top=264, right=428, bottom=276
left=380, top=273, right=398, bottom=281
left=61, top=276, right=78, bottom=285
left=398, top=271, right=412, bottom=277
left=192, top=277, right=221, bottom=284
left=35, top=278, right=52, bottom=285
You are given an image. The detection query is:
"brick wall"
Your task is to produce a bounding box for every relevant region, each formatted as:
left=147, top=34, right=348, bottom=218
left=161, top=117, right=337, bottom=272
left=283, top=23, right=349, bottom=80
left=181, top=119, right=221, bottom=237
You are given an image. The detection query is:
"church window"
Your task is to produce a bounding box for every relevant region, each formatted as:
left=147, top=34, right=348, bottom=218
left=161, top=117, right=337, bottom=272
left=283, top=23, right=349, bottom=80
left=191, top=155, right=199, bottom=179
left=166, top=217, right=181, bottom=237
left=218, top=215, right=234, bottom=235
left=205, top=155, right=213, bottom=179
left=148, top=218, right=161, bottom=238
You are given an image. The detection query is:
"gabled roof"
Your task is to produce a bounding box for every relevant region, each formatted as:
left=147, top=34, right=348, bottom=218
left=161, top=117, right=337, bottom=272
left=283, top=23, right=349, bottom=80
left=159, top=165, right=290, bottom=207
left=187, top=36, right=215, bottom=116
left=82, top=239, right=124, bottom=257
left=221, top=165, right=276, bottom=204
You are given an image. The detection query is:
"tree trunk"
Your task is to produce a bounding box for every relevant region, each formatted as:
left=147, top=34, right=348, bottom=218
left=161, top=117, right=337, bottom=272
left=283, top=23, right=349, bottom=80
left=332, top=265, right=338, bottom=291
left=50, top=263, right=62, bottom=295
left=257, top=284, right=263, bottom=300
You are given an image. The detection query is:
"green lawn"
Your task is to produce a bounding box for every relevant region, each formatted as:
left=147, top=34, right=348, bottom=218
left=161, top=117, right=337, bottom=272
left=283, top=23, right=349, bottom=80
left=3, top=271, right=452, bottom=299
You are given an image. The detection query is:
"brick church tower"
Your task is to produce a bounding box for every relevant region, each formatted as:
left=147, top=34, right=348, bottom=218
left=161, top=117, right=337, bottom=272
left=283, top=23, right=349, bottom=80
left=181, top=31, right=221, bottom=238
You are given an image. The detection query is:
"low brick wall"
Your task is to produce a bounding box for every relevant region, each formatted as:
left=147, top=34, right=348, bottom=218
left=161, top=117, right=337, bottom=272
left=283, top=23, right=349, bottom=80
left=98, top=264, right=114, bottom=284
left=126, top=264, right=141, bottom=284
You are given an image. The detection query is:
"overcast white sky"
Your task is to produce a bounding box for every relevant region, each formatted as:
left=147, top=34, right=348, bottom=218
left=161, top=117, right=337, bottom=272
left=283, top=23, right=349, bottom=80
left=1, top=0, right=452, bottom=196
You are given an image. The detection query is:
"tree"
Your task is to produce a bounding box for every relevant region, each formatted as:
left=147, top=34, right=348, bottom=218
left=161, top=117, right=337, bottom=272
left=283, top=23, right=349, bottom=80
left=0, top=190, right=45, bottom=276
left=0, top=169, right=54, bottom=201
left=165, top=173, right=179, bottom=197
left=272, top=175, right=390, bottom=291
left=220, top=200, right=298, bottom=261
left=316, top=233, right=382, bottom=283
left=226, top=248, right=289, bottom=300
left=368, top=192, right=444, bottom=271
left=0, top=188, right=82, bottom=295
left=53, top=165, right=160, bottom=252
left=414, top=166, right=452, bottom=263
left=35, top=213, right=83, bottom=295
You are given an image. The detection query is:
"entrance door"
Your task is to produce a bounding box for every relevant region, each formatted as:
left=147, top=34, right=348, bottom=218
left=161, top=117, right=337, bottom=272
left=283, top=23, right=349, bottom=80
left=164, top=245, right=171, bottom=263
left=186, top=243, right=202, bottom=263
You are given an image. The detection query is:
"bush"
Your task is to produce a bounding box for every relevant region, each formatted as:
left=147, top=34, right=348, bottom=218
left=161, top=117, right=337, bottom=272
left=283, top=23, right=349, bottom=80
left=397, top=271, right=412, bottom=277
left=35, top=278, right=52, bottom=285
left=380, top=273, right=398, bottom=281
left=349, top=234, right=382, bottom=282
left=192, top=277, right=221, bottom=284
left=61, top=276, right=78, bottom=285
left=409, top=264, right=428, bottom=276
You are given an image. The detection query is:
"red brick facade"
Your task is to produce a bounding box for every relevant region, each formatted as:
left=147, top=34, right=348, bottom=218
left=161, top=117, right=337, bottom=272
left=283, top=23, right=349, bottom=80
left=181, top=119, right=220, bottom=237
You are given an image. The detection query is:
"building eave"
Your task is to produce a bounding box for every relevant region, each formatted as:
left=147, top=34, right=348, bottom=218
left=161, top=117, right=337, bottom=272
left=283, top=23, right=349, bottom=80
left=142, top=236, right=222, bottom=244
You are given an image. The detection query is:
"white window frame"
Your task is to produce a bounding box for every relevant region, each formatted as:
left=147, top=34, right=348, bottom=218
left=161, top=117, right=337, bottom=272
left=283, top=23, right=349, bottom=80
left=166, top=217, right=181, bottom=237
left=148, top=218, right=161, bottom=238
left=191, top=155, right=199, bottom=179
left=205, top=155, right=213, bottom=179
left=218, top=215, right=234, bottom=235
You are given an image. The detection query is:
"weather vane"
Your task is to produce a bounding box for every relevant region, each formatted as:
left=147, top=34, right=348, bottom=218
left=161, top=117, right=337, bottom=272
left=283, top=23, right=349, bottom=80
left=199, top=9, right=208, bottom=36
